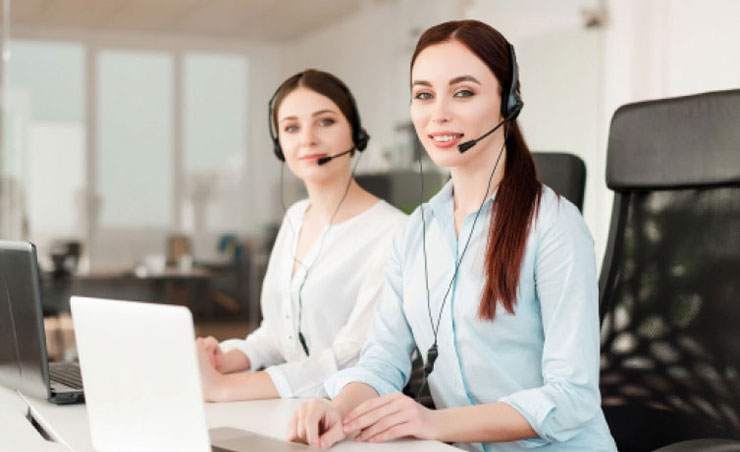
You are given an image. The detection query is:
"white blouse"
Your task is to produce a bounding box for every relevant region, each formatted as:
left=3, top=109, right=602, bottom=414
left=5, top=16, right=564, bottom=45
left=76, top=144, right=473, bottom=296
left=222, top=199, right=407, bottom=397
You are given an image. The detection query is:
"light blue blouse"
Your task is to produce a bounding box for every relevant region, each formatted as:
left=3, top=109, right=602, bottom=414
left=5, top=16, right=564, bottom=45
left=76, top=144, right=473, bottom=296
left=326, top=181, right=617, bottom=451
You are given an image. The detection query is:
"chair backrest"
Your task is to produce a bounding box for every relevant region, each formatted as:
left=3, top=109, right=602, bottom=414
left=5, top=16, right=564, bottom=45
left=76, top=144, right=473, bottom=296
left=599, top=90, right=740, bottom=452
left=532, top=152, right=587, bottom=211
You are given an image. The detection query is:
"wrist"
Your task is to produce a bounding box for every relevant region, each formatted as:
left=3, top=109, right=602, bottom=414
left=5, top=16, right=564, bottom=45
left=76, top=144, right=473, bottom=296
left=219, top=349, right=250, bottom=373
left=215, top=372, right=238, bottom=401
left=430, top=408, right=451, bottom=442
left=329, top=396, right=352, bottom=418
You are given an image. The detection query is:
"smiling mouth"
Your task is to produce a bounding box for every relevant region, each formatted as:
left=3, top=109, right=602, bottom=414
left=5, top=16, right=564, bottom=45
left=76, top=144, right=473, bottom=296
left=430, top=134, right=464, bottom=142
left=300, top=154, right=327, bottom=160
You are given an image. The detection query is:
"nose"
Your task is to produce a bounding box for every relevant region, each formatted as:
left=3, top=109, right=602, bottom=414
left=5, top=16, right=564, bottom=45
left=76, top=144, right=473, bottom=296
left=298, top=125, right=318, bottom=147
left=430, top=97, right=452, bottom=125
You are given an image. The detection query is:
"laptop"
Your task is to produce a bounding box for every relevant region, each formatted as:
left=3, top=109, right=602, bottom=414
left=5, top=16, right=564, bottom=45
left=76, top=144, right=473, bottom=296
left=70, top=296, right=317, bottom=452
left=0, top=240, right=84, bottom=404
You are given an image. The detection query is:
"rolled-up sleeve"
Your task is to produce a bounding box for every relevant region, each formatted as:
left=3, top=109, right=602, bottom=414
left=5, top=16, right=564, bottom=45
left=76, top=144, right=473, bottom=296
left=499, top=201, right=602, bottom=446
left=221, top=319, right=285, bottom=372
left=264, top=243, right=392, bottom=398
left=325, top=230, right=416, bottom=398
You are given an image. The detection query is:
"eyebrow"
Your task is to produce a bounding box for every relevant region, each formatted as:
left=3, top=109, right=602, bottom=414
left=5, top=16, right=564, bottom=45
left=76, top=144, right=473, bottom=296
left=450, top=75, right=481, bottom=85
left=279, top=109, right=338, bottom=122
left=411, top=75, right=481, bottom=88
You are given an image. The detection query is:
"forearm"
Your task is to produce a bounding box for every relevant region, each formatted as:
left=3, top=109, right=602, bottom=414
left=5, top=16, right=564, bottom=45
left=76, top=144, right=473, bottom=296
left=330, top=382, right=379, bottom=417
left=218, top=349, right=251, bottom=374
left=434, top=402, right=537, bottom=443
left=215, top=371, right=279, bottom=401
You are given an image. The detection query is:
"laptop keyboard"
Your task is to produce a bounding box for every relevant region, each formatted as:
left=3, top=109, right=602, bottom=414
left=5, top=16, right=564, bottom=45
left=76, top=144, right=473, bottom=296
left=49, top=362, right=83, bottom=390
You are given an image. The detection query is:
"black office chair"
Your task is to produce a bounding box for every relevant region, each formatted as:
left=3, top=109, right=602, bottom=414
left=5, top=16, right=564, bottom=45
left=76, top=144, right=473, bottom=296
left=599, top=90, right=740, bottom=452
left=532, top=152, right=587, bottom=211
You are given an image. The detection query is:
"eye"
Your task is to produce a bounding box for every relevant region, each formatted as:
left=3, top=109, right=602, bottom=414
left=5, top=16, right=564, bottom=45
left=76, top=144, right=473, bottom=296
left=318, top=118, right=335, bottom=127
left=454, top=89, right=475, bottom=98
left=413, top=91, right=433, bottom=101
left=283, top=124, right=299, bottom=133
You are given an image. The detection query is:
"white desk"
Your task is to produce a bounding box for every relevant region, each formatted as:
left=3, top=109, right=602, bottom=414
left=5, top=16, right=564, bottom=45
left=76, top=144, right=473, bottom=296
left=3, top=388, right=460, bottom=452
left=0, top=386, right=69, bottom=451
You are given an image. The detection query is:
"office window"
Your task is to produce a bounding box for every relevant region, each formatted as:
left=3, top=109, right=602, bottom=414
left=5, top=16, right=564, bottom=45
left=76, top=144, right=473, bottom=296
left=4, top=40, right=86, bottom=240
left=183, top=53, right=247, bottom=232
left=97, top=50, right=173, bottom=228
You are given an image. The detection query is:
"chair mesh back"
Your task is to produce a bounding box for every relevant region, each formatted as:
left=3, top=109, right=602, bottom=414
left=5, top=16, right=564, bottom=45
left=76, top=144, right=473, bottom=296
left=600, top=186, right=740, bottom=451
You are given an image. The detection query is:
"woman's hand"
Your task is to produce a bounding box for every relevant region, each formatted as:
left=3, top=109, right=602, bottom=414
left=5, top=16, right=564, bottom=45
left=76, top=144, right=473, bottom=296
left=342, top=392, right=440, bottom=443
left=195, top=340, right=228, bottom=402
left=287, top=398, right=347, bottom=449
left=196, top=336, right=225, bottom=371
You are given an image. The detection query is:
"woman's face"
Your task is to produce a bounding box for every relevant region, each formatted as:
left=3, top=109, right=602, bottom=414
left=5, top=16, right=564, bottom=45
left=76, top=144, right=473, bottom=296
left=276, top=87, right=354, bottom=182
left=409, top=40, right=503, bottom=168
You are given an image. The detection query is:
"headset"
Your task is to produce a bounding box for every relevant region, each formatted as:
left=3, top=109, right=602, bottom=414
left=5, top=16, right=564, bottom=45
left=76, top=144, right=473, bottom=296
left=268, top=72, right=370, bottom=162
left=415, top=43, right=523, bottom=401
left=270, top=71, right=368, bottom=356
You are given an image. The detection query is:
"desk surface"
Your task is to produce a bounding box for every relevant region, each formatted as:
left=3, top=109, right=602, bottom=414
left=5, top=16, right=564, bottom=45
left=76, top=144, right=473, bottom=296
left=0, top=386, right=69, bottom=451
left=2, top=387, right=459, bottom=452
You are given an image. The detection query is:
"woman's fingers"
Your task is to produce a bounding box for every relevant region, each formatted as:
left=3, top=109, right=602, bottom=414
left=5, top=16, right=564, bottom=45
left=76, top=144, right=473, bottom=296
left=343, top=396, right=402, bottom=434
left=356, top=410, right=409, bottom=442
left=366, top=422, right=415, bottom=443
left=287, top=399, right=349, bottom=448
left=319, top=421, right=346, bottom=449
left=296, top=403, right=308, bottom=444
left=345, top=392, right=399, bottom=425
left=304, top=402, right=323, bottom=447
left=286, top=409, right=299, bottom=442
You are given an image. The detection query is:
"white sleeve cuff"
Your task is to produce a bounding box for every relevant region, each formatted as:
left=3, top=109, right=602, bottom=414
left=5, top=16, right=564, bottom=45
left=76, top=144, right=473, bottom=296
left=220, top=338, right=272, bottom=372
left=499, top=390, right=556, bottom=445
left=264, top=366, right=294, bottom=398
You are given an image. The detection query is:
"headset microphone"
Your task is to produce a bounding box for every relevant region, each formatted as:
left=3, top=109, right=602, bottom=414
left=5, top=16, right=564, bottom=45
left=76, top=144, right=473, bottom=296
left=457, top=117, right=507, bottom=153
left=317, top=147, right=354, bottom=165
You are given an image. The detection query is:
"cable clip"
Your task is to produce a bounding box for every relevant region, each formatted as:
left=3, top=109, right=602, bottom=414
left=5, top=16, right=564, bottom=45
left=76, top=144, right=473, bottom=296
left=424, top=344, right=438, bottom=377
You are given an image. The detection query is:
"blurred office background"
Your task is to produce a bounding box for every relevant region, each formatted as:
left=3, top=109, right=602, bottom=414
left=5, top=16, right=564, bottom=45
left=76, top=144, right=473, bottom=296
left=0, top=0, right=738, bottom=355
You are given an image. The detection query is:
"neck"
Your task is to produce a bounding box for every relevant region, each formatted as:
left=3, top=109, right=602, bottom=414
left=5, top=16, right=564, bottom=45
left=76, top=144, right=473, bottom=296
left=450, top=134, right=507, bottom=216
left=304, top=171, right=357, bottom=224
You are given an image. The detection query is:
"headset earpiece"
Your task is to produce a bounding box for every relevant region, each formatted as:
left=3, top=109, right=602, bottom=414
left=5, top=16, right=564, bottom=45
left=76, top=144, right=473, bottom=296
left=273, top=140, right=285, bottom=161
left=502, top=43, right=523, bottom=122
left=354, top=127, right=370, bottom=152
left=268, top=88, right=286, bottom=161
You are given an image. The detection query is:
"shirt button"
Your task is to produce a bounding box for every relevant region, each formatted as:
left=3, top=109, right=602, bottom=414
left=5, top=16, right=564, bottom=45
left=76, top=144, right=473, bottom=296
left=288, top=335, right=293, bottom=340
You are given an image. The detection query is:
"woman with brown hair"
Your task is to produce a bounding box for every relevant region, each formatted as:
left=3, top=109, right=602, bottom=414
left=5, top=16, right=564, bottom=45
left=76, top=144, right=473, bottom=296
left=287, top=21, right=616, bottom=451
left=195, top=69, right=406, bottom=402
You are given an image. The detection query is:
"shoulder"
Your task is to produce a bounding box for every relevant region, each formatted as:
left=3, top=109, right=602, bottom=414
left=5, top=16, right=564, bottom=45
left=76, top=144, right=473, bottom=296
left=533, top=185, right=594, bottom=247
left=273, top=199, right=309, bottom=239
left=284, top=198, right=310, bottom=221
left=363, top=200, right=409, bottom=231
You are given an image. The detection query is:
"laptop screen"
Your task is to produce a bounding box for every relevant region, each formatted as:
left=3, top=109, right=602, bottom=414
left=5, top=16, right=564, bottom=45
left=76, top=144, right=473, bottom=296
left=0, top=241, right=52, bottom=399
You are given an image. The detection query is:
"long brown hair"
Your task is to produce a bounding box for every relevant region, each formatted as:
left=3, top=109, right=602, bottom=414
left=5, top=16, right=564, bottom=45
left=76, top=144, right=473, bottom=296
left=411, top=20, right=542, bottom=320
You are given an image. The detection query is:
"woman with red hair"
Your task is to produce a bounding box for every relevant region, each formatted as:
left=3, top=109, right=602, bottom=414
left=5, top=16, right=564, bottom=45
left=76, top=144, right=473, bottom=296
left=287, top=21, right=615, bottom=451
